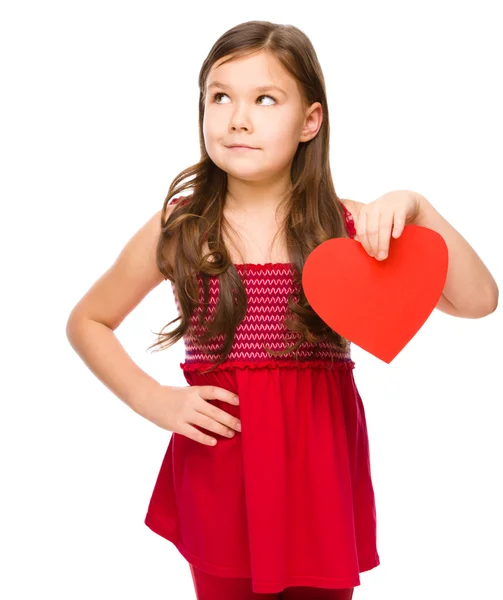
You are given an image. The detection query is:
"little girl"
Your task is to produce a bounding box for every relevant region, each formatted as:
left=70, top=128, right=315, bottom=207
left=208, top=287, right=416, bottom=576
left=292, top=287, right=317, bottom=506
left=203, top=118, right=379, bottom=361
left=66, top=20, right=498, bottom=600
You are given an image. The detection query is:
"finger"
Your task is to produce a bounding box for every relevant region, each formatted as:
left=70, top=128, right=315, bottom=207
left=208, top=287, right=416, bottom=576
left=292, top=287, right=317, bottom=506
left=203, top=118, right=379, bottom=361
left=377, top=214, right=393, bottom=260
left=356, top=210, right=372, bottom=256
left=181, top=423, right=218, bottom=446
left=392, top=211, right=406, bottom=238
left=366, top=208, right=380, bottom=257
left=200, top=385, right=239, bottom=405
left=192, top=411, right=238, bottom=438
left=196, top=401, right=242, bottom=433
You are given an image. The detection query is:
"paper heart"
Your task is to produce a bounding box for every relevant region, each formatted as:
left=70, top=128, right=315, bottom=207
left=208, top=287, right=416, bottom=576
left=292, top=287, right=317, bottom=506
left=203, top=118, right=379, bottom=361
left=302, top=225, right=448, bottom=363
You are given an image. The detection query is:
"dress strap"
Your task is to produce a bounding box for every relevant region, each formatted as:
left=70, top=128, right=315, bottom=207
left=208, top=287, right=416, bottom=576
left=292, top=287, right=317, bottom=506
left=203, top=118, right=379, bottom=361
left=340, top=201, right=357, bottom=239
left=168, top=195, right=190, bottom=207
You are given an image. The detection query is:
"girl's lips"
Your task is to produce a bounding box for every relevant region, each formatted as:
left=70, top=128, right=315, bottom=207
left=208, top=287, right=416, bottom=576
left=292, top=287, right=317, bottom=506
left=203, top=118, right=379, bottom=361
left=226, top=146, right=259, bottom=151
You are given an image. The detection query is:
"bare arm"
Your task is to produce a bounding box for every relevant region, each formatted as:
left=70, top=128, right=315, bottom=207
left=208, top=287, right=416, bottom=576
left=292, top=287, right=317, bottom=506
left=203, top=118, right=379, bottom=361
left=66, top=206, right=173, bottom=420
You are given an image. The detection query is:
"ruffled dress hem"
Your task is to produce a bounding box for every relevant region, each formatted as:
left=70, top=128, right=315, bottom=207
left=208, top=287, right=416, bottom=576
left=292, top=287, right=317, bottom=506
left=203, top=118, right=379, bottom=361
left=144, top=513, right=379, bottom=592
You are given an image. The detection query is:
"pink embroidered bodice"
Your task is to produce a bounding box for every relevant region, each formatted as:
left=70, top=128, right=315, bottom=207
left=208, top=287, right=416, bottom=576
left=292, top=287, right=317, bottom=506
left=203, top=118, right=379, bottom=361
left=168, top=196, right=357, bottom=372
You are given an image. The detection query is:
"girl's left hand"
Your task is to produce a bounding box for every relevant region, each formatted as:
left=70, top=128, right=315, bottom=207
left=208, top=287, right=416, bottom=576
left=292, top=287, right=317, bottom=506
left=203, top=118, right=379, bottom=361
left=353, top=190, right=423, bottom=260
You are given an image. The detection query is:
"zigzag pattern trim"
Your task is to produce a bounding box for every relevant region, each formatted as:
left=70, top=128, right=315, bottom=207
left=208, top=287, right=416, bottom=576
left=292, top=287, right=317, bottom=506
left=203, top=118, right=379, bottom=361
left=171, top=263, right=351, bottom=372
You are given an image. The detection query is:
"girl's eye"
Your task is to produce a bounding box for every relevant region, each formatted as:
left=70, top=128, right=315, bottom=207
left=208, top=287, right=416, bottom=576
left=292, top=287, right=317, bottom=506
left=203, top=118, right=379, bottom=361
left=212, top=92, right=276, bottom=106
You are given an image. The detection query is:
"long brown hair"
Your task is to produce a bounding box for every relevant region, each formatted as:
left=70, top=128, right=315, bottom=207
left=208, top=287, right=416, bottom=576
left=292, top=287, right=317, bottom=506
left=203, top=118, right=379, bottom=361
left=148, top=20, right=352, bottom=373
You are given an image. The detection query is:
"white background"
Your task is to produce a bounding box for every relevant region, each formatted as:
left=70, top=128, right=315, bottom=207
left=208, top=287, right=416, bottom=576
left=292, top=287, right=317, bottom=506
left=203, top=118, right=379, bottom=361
left=1, top=1, right=502, bottom=599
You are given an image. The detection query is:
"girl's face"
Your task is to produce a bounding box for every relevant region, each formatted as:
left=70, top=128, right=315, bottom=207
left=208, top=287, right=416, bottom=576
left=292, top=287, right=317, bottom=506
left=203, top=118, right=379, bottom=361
left=203, top=50, right=322, bottom=183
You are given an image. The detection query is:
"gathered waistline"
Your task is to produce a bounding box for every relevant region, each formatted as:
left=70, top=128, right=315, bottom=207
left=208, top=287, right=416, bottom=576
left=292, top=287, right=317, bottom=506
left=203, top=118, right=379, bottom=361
left=180, top=357, right=355, bottom=373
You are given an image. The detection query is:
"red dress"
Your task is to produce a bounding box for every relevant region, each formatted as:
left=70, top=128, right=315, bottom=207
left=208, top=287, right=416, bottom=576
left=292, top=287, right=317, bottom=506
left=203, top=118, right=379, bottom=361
left=144, top=196, right=380, bottom=594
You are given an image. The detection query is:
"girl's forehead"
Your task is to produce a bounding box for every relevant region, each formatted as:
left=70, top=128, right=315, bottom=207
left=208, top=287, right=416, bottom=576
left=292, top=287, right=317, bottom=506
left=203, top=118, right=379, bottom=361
left=208, top=51, right=292, bottom=89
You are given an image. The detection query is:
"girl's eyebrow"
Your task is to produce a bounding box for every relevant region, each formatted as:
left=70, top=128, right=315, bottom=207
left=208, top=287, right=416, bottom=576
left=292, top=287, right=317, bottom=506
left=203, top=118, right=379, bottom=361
left=207, top=81, right=287, bottom=96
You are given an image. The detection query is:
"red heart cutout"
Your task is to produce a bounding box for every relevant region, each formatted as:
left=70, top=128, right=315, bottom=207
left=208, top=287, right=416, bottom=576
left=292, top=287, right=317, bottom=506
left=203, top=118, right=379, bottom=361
left=302, top=225, right=448, bottom=363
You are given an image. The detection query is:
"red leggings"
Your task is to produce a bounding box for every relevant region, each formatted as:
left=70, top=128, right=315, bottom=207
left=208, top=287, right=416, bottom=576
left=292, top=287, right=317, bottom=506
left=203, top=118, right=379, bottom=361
left=189, top=564, right=355, bottom=599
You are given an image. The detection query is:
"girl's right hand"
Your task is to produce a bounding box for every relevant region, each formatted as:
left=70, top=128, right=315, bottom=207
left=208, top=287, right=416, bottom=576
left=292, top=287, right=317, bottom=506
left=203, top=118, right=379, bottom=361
left=145, top=384, right=241, bottom=446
